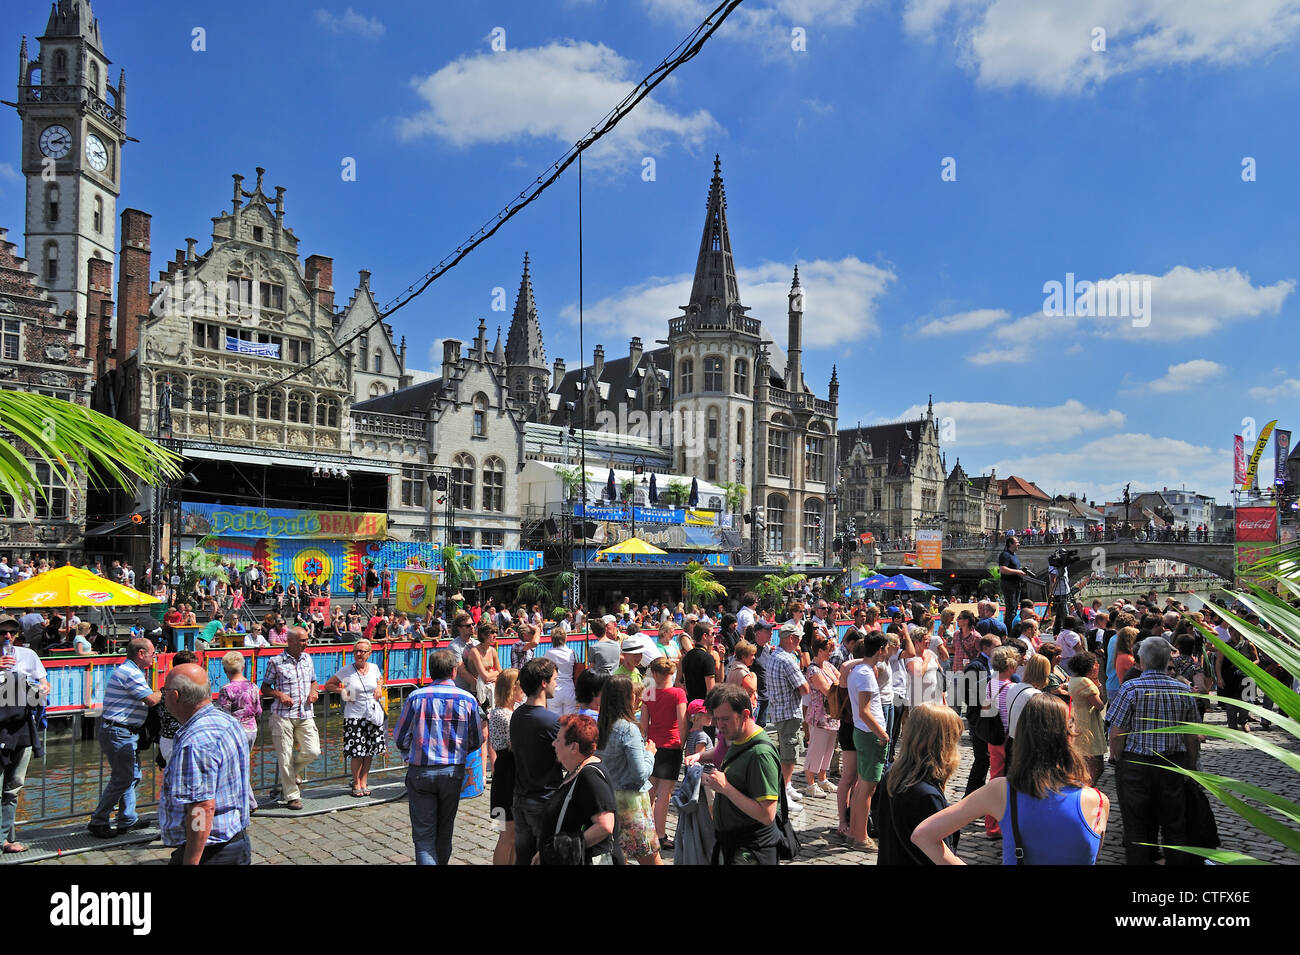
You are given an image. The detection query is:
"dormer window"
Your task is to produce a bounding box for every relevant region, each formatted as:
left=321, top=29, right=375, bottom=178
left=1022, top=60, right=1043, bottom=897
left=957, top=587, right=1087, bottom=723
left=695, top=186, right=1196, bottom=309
left=252, top=226, right=264, bottom=242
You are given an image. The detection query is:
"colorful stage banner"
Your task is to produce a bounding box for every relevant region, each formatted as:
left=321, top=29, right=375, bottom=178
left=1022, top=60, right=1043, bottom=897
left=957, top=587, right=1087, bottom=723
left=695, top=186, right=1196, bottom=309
left=1234, top=435, right=1246, bottom=486
left=1244, top=420, right=1277, bottom=490
left=181, top=503, right=387, bottom=540
left=916, top=529, right=943, bottom=569
left=572, top=503, right=720, bottom=526
left=395, top=569, right=437, bottom=616
left=1275, top=429, right=1291, bottom=486
left=581, top=548, right=730, bottom=567
left=1236, top=542, right=1277, bottom=589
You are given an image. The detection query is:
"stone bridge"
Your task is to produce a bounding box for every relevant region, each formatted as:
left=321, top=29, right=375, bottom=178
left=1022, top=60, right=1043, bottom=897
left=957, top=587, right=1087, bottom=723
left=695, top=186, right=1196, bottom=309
left=881, top=540, right=1236, bottom=582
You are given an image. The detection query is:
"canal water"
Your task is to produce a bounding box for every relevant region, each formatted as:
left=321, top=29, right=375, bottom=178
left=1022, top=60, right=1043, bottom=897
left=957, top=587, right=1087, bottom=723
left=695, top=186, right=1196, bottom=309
left=17, top=695, right=411, bottom=826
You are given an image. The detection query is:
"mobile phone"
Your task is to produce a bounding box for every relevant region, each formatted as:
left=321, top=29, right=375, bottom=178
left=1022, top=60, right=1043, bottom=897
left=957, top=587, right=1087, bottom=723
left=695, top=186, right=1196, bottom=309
left=701, top=762, right=716, bottom=774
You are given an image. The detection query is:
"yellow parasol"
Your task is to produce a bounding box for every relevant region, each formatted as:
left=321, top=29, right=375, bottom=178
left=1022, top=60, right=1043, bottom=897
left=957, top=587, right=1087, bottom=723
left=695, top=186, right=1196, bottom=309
left=598, top=537, right=669, bottom=557
left=0, top=566, right=163, bottom=608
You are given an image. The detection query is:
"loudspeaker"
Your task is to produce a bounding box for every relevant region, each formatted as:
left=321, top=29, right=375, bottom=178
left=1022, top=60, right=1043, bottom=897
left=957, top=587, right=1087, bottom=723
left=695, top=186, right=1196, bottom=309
left=426, top=474, right=448, bottom=491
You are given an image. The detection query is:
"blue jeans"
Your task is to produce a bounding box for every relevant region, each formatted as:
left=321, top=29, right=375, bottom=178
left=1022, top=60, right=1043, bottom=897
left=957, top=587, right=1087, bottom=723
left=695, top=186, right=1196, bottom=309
left=168, top=828, right=252, bottom=865
left=90, top=725, right=141, bottom=827
left=406, top=765, right=465, bottom=865
left=882, top=703, right=897, bottom=762
left=2, top=747, right=32, bottom=843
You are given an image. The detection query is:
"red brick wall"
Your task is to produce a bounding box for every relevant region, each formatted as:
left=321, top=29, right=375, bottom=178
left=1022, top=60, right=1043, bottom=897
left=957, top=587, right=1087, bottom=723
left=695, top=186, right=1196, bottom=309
left=305, top=253, right=334, bottom=312
left=117, top=208, right=152, bottom=359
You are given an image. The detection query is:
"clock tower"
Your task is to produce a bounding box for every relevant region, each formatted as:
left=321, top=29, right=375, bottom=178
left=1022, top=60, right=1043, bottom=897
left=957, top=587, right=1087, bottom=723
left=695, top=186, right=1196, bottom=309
left=15, top=0, right=127, bottom=340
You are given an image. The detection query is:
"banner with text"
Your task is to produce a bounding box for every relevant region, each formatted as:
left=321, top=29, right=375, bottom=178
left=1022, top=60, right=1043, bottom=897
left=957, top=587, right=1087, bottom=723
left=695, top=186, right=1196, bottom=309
left=225, top=336, right=281, bottom=359
left=1275, top=429, right=1292, bottom=486
left=1234, top=506, right=1278, bottom=543
left=181, top=503, right=388, bottom=540
left=916, top=529, right=943, bottom=569
left=1234, top=435, right=1246, bottom=486
left=1244, top=420, right=1277, bottom=490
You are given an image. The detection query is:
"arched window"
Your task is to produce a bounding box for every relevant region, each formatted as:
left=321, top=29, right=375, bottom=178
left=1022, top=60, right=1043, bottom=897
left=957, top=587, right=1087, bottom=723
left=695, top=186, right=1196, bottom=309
left=451, top=453, right=475, bottom=509
left=224, top=384, right=251, bottom=417
left=316, top=396, right=339, bottom=428
left=734, top=357, right=748, bottom=394
left=482, top=456, right=504, bottom=512
left=472, top=393, right=489, bottom=438
left=52, top=50, right=67, bottom=74
left=287, top=391, right=312, bottom=424
left=803, top=498, right=823, bottom=552
left=44, top=242, right=58, bottom=282
left=368, top=381, right=387, bottom=398
left=92, top=195, right=103, bottom=233
left=255, top=390, right=282, bottom=420
left=703, top=355, right=723, bottom=392
left=190, top=378, right=219, bottom=413
left=766, top=493, right=787, bottom=553
left=45, top=184, right=59, bottom=223
left=679, top=358, right=694, bottom=394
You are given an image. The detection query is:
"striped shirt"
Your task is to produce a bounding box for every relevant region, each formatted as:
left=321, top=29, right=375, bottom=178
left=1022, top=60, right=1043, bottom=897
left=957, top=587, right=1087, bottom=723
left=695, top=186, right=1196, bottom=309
left=1107, top=669, right=1199, bottom=756
left=101, top=659, right=153, bottom=727
left=159, top=704, right=255, bottom=847
left=393, top=680, right=482, bottom=767
left=260, top=651, right=319, bottom=719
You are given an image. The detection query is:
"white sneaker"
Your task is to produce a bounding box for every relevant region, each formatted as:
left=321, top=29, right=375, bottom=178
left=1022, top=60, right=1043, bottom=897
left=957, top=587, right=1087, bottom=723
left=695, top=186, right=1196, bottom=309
left=817, top=779, right=838, bottom=794
left=803, top=783, right=827, bottom=798
left=785, top=783, right=804, bottom=803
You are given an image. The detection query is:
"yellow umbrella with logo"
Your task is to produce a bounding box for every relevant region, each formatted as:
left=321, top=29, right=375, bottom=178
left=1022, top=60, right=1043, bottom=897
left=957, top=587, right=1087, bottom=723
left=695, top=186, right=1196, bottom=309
left=0, top=565, right=162, bottom=608
left=597, top=537, right=668, bottom=557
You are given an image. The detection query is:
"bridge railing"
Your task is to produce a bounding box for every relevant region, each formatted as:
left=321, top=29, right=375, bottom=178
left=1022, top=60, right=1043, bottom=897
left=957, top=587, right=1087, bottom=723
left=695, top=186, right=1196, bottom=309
left=918, top=530, right=1227, bottom=552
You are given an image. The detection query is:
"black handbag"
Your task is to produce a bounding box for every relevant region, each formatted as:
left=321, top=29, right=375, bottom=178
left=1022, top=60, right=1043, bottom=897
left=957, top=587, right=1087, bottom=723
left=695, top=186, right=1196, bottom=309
left=775, top=767, right=801, bottom=861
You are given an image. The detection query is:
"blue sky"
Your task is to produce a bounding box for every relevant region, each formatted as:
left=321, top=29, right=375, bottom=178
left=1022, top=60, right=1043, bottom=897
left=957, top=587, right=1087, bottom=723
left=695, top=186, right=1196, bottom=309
left=3, top=0, right=1298, bottom=505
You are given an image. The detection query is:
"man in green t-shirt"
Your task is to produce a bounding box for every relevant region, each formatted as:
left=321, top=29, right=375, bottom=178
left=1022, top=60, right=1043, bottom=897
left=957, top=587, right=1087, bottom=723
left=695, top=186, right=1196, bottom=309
left=702, top=683, right=782, bottom=865
left=199, top=615, right=225, bottom=649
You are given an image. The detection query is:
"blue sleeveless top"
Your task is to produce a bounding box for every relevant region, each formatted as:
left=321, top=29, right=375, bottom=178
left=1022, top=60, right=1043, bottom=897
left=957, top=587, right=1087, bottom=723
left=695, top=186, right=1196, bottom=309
left=1001, top=785, right=1101, bottom=865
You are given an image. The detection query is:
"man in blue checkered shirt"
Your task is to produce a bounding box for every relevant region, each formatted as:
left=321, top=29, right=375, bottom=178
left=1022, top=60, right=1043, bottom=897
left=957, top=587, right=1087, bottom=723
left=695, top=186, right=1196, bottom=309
left=87, top=638, right=161, bottom=838
left=1107, top=637, right=1201, bottom=865
left=769, top=622, right=809, bottom=806
left=159, top=662, right=256, bottom=864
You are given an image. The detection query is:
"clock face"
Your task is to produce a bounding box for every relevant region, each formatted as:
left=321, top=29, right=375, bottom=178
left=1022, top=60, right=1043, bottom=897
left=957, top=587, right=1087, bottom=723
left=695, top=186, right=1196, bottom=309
left=85, top=134, right=109, bottom=171
left=39, top=125, right=72, bottom=159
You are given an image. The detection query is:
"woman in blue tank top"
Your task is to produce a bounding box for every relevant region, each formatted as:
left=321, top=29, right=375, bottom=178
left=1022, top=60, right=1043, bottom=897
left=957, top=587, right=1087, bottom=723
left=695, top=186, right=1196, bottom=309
left=909, top=694, right=1109, bottom=864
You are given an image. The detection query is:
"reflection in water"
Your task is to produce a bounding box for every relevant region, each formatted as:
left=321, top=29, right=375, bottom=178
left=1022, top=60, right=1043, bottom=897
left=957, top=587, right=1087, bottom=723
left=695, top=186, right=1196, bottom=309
left=19, top=698, right=406, bottom=826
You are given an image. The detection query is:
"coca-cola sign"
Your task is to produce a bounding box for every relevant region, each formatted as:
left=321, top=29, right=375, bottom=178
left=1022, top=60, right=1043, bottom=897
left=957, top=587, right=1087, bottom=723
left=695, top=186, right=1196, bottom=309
left=1235, top=507, right=1278, bottom=542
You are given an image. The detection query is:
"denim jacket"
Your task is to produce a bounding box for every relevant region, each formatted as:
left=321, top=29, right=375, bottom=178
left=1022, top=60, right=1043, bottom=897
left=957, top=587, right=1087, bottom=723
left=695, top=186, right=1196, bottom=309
left=596, top=718, right=653, bottom=793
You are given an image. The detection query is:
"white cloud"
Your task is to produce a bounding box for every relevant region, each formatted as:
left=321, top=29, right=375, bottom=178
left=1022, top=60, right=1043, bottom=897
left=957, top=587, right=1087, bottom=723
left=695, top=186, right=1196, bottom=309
left=398, top=41, right=721, bottom=166
left=313, top=7, right=385, bottom=39
left=890, top=399, right=1125, bottom=446
left=641, top=0, right=875, bottom=53
left=0, top=163, right=18, bottom=182
left=916, top=307, right=1007, bottom=336
left=558, top=256, right=895, bottom=347
left=968, top=342, right=1031, bottom=364
left=902, top=0, right=1300, bottom=94
left=1247, top=378, right=1300, bottom=401
left=1148, top=359, right=1224, bottom=393
left=980, top=432, right=1234, bottom=502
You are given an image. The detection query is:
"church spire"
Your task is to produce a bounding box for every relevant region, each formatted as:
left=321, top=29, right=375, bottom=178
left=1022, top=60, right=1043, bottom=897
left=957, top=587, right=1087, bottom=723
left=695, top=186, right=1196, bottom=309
left=505, top=251, right=545, bottom=368
left=686, top=155, right=744, bottom=318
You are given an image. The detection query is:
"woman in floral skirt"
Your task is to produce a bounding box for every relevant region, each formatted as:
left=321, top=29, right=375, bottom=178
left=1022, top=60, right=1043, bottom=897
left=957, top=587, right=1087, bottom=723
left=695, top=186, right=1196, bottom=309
left=595, top=675, right=662, bottom=865
left=323, top=639, right=387, bottom=796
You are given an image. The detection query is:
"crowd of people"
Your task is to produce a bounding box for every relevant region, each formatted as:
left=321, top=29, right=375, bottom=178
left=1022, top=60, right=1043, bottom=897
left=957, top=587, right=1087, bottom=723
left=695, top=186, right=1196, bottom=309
left=0, top=547, right=1292, bottom=865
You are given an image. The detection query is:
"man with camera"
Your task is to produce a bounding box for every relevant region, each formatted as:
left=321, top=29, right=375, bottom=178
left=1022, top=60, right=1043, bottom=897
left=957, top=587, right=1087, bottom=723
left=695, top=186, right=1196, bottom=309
left=1046, top=549, right=1076, bottom=636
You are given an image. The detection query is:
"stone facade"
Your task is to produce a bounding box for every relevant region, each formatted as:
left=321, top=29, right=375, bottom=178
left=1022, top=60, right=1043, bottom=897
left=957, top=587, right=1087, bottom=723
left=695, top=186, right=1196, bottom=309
left=944, top=459, right=1002, bottom=543
left=0, top=226, right=94, bottom=561
left=354, top=320, right=526, bottom=549
left=838, top=403, right=946, bottom=545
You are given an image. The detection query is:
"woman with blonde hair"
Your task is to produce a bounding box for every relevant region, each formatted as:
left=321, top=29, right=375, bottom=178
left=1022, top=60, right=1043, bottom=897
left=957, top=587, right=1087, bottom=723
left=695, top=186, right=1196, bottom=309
left=642, top=656, right=687, bottom=849
left=322, top=639, right=387, bottom=796
left=489, top=668, right=524, bottom=865
left=215, top=650, right=262, bottom=750
left=726, top=640, right=759, bottom=711
left=875, top=702, right=964, bottom=864
left=911, top=694, right=1109, bottom=864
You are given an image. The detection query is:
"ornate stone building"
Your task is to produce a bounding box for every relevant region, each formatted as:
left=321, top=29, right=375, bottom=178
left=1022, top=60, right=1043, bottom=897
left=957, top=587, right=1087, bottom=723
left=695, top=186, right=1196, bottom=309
left=944, top=459, right=1003, bottom=543
left=838, top=403, right=946, bottom=545
left=14, top=0, right=127, bottom=342
left=0, top=226, right=94, bottom=562
left=543, top=157, right=840, bottom=563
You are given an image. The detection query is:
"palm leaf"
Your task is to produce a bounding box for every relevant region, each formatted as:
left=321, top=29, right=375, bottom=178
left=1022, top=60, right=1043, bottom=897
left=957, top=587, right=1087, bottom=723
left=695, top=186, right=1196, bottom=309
left=0, top=391, right=182, bottom=507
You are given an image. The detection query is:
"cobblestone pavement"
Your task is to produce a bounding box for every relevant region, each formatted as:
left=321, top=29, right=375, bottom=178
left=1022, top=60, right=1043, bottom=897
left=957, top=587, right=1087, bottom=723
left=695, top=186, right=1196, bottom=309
left=36, top=708, right=1300, bottom=865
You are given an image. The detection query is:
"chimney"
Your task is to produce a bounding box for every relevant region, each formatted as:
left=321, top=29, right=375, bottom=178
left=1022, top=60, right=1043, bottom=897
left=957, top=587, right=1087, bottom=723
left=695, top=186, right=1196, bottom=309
left=553, top=357, right=566, bottom=390
left=593, top=344, right=604, bottom=380
left=787, top=266, right=803, bottom=393
left=629, top=336, right=642, bottom=367
left=116, top=208, right=152, bottom=360
left=185, top=237, right=197, bottom=262
left=305, top=254, right=334, bottom=312
left=358, top=269, right=370, bottom=291
left=442, top=339, right=462, bottom=386
left=86, top=257, right=114, bottom=375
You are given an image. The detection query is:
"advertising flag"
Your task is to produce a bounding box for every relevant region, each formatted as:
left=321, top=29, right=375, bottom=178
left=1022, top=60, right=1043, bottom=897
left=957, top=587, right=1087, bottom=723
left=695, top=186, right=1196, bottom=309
left=395, top=569, right=438, bottom=617
left=1235, top=506, right=1278, bottom=542
left=916, top=528, right=943, bottom=569
left=1275, top=429, right=1292, bottom=486
left=1243, top=420, right=1278, bottom=490
left=1233, top=435, right=1246, bottom=486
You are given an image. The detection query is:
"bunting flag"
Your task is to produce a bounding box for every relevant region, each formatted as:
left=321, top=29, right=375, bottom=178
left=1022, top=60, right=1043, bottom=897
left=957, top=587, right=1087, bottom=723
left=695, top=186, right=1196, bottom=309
left=1243, top=420, right=1278, bottom=490
left=1233, top=435, right=1246, bottom=487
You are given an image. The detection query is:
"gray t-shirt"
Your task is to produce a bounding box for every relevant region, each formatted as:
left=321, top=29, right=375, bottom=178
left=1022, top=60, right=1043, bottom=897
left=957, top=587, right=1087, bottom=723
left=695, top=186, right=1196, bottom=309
left=588, top=639, right=621, bottom=677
